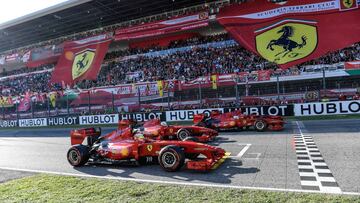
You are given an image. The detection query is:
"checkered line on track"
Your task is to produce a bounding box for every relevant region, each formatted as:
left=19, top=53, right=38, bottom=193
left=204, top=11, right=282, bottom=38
left=293, top=132, right=341, bottom=193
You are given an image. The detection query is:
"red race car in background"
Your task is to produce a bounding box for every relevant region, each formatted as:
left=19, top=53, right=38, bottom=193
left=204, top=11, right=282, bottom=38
left=67, top=127, right=229, bottom=172
left=193, top=110, right=284, bottom=131
left=119, top=119, right=218, bottom=142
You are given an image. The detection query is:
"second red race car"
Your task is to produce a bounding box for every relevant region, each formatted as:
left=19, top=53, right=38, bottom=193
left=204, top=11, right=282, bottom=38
left=67, top=126, right=229, bottom=172
left=193, top=110, right=284, bottom=131
left=119, top=118, right=218, bottom=142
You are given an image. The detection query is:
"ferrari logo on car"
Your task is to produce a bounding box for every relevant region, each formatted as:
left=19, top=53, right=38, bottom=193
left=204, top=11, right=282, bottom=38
left=256, top=22, right=317, bottom=65
left=72, top=49, right=95, bottom=80
left=147, top=145, right=153, bottom=152
left=343, top=0, right=354, bottom=8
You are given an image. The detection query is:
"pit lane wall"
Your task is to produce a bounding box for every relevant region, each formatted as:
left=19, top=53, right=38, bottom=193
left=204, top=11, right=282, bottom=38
left=0, top=101, right=359, bottom=128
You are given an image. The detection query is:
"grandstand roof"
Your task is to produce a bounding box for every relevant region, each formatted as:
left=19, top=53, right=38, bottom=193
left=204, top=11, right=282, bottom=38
left=0, top=0, right=217, bottom=52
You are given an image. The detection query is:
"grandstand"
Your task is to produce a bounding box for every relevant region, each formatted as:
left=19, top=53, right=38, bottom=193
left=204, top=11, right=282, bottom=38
left=0, top=0, right=359, bottom=119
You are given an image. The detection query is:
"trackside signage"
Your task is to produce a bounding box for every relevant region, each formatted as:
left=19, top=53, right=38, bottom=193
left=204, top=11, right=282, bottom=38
left=294, top=100, right=360, bottom=116
left=225, top=105, right=294, bottom=116
left=48, top=117, right=79, bottom=126
left=0, top=120, right=18, bottom=128
left=79, top=114, right=119, bottom=125
left=119, top=112, right=166, bottom=122
left=19, top=118, right=47, bottom=127
left=165, top=108, right=224, bottom=121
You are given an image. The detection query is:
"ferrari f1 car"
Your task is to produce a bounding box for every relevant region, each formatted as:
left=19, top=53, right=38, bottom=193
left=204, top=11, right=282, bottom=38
left=119, top=119, right=218, bottom=142
left=193, top=110, right=284, bottom=131
left=67, top=127, right=229, bottom=172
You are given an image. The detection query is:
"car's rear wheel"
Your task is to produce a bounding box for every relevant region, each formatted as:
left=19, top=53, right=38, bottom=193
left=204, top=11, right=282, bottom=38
left=67, top=145, right=90, bottom=167
left=158, top=146, right=185, bottom=172
left=254, top=120, right=267, bottom=132
left=176, top=129, right=191, bottom=141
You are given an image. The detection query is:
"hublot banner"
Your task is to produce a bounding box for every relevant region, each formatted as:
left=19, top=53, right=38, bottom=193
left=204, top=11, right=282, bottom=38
left=19, top=118, right=47, bottom=127
left=79, top=114, right=119, bottom=125
left=225, top=105, right=294, bottom=116
left=165, top=108, right=224, bottom=121
left=48, top=116, right=79, bottom=126
left=119, top=112, right=166, bottom=122
left=0, top=120, right=18, bottom=128
left=294, top=100, right=360, bottom=116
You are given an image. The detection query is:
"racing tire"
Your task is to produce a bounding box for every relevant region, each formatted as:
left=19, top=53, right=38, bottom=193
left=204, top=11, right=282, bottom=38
left=254, top=120, right=267, bottom=132
left=158, top=146, right=185, bottom=172
left=176, top=129, right=191, bottom=141
left=67, top=145, right=90, bottom=167
left=183, top=137, right=199, bottom=142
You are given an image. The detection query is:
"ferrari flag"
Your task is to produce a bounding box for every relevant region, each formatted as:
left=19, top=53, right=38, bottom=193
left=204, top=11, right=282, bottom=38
left=50, top=34, right=112, bottom=85
left=217, top=0, right=360, bottom=69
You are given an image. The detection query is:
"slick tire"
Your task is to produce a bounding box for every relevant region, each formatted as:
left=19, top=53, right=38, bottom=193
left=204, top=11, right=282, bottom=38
left=176, top=129, right=191, bottom=141
left=67, top=145, right=90, bottom=167
left=158, top=146, right=185, bottom=172
left=254, top=120, right=267, bottom=132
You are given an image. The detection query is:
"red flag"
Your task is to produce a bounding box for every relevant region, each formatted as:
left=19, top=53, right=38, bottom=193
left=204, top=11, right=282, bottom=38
left=217, top=0, right=360, bottom=69
left=50, top=34, right=112, bottom=85
left=17, top=93, right=31, bottom=112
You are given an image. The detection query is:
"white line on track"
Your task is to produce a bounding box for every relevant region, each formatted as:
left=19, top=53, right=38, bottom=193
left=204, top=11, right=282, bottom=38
left=0, top=166, right=359, bottom=196
left=236, top=144, right=251, bottom=158
left=228, top=143, right=252, bottom=159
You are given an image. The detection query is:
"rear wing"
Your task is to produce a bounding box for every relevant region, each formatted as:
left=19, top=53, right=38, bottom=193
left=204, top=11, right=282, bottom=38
left=70, top=127, right=101, bottom=146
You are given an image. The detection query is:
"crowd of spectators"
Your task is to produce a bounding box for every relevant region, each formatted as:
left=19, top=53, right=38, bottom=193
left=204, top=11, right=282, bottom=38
left=0, top=64, right=61, bottom=96
left=0, top=64, right=54, bottom=78
left=1, top=34, right=360, bottom=96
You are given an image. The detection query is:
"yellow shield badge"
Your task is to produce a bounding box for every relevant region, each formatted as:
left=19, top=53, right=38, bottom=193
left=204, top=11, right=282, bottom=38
left=256, top=23, right=317, bottom=65
left=72, top=49, right=95, bottom=80
left=342, top=0, right=354, bottom=9
left=146, top=145, right=153, bottom=152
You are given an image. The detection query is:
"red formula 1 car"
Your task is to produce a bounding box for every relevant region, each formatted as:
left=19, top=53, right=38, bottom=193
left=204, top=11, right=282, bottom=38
left=119, top=119, right=218, bottom=142
left=193, top=110, right=284, bottom=131
left=67, top=127, right=229, bottom=172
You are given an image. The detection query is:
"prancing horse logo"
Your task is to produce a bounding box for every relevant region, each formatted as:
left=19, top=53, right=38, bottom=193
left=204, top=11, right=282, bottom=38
left=266, top=26, right=307, bottom=58
left=72, top=49, right=95, bottom=80
left=255, top=22, right=318, bottom=65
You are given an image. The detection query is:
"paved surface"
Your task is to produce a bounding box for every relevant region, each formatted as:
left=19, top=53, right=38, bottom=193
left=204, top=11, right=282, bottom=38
left=0, top=119, right=359, bottom=194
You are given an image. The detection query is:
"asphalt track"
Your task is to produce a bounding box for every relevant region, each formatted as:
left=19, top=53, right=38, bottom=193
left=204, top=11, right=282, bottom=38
left=0, top=119, right=359, bottom=194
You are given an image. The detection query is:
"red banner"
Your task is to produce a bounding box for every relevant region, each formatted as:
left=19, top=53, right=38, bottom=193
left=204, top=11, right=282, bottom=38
left=50, top=34, right=112, bottom=85
left=179, top=71, right=272, bottom=90
left=217, top=0, right=360, bottom=69
left=114, top=12, right=209, bottom=41
left=345, top=60, right=360, bottom=70
left=17, top=93, right=31, bottom=112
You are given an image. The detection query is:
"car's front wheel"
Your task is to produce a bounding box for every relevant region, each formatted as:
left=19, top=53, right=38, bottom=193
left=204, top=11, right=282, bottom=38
left=254, top=120, right=267, bottom=132
left=67, top=145, right=90, bottom=167
left=158, top=146, right=185, bottom=172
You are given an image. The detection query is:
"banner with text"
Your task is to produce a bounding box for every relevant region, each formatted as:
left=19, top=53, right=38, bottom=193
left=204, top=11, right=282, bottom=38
left=217, top=0, right=360, bottom=69
left=79, top=114, right=119, bottom=125
left=115, top=12, right=209, bottom=41
left=294, top=100, right=360, bottom=116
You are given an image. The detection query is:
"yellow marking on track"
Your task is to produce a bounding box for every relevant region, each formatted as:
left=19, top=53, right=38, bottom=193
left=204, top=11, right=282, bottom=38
left=211, top=152, right=231, bottom=170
